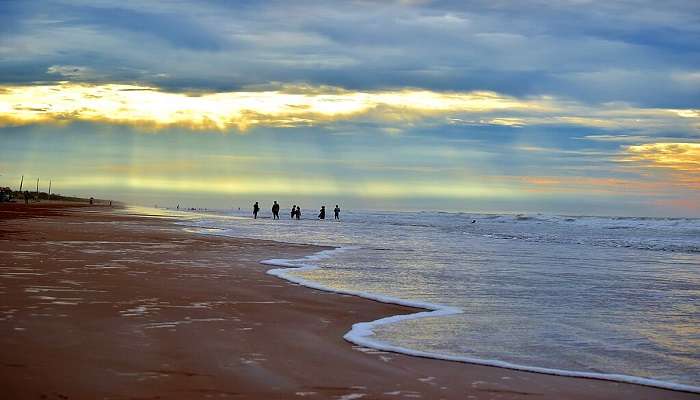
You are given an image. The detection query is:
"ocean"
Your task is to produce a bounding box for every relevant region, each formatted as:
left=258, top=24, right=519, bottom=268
left=137, top=206, right=700, bottom=392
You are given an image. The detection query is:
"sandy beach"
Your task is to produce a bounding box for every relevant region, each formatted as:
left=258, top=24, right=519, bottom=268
left=0, top=203, right=697, bottom=400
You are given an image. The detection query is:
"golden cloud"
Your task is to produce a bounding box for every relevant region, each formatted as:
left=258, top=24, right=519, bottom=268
left=0, top=83, right=544, bottom=131
left=622, top=142, right=700, bottom=189
left=624, top=143, right=700, bottom=171
left=1, top=83, right=696, bottom=133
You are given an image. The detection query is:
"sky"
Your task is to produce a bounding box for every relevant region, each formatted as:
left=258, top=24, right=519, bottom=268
left=0, top=0, right=698, bottom=216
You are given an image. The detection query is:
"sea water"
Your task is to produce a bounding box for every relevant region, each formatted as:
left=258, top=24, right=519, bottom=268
left=142, top=207, right=700, bottom=391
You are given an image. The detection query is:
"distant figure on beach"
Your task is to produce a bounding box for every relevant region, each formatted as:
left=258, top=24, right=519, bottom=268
left=89, top=197, right=94, bottom=205
left=253, top=201, right=260, bottom=219
left=472, top=219, right=476, bottom=223
left=24, top=191, right=29, bottom=205
left=334, top=205, right=340, bottom=220
left=318, top=206, right=326, bottom=220
left=109, top=200, right=112, bottom=207
left=272, top=201, right=280, bottom=220
left=291, top=205, right=296, bottom=219
left=295, top=206, right=301, bottom=220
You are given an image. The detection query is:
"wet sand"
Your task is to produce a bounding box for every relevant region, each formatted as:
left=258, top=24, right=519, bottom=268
left=1, top=203, right=697, bottom=400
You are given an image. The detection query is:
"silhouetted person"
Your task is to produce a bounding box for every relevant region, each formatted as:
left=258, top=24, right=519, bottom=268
left=89, top=197, right=94, bottom=205
left=295, top=206, right=301, bottom=220
left=318, top=206, right=326, bottom=220
left=291, top=205, right=296, bottom=219
left=272, top=201, right=280, bottom=220
left=334, top=205, right=340, bottom=220
left=177, top=204, right=180, bottom=210
left=24, top=191, right=29, bottom=205
left=253, top=201, right=260, bottom=219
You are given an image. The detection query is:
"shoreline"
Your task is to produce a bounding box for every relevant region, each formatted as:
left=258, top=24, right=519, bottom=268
left=260, top=246, right=700, bottom=394
left=1, top=203, right=698, bottom=399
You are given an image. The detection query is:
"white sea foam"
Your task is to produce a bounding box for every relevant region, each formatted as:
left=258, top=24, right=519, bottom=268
left=263, top=248, right=700, bottom=394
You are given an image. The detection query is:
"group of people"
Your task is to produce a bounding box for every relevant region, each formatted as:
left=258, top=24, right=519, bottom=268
left=253, top=201, right=340, bottom=220
left=290, top=205, right=301, bottom=220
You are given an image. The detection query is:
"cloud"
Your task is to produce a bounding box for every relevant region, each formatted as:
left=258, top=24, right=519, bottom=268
left=623, top=142, right=700, bottom=172
left=502, top=175, right=667, bottom=195
left=580, top=134, right=658, bottom=143
left=448, top=117, right=526, bottom=127
left=1, top=1, right=699, bottom=106
left=0, top=83, right=545, bottom=131
left=620, top=142, right=700, bottom=189
left=0, top=82, right=696, bottom=133
left=47, top=65, right=93, bottom=78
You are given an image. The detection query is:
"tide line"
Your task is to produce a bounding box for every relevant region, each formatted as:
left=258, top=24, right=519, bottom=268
left=262, top=247, right=700, bottom=395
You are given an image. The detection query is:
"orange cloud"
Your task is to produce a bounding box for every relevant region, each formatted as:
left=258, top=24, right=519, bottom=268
left=624, top=143, right=700, bottom=172
left=621, top=143, right=700, bottom=189
left=510, top=175, right=669, bottom=195
left=521, top=177, right=562, bottom=186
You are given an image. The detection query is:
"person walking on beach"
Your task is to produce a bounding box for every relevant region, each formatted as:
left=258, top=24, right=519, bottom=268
left=272, top=201, right=280, bottom=220
left=291, top=205, right=296, bottom=219
left=318, top=205, right=326, bottom=220
left=295, top=206, right=301, bottom=220
left=334, top=204, right=340, bottom=220
left=253, top=201, right=260, bottom=219
left=23, top=190, right=29, bottom=205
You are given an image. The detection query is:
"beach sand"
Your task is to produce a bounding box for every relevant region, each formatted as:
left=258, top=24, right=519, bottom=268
left=1, top=203, right=697, bottom=400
